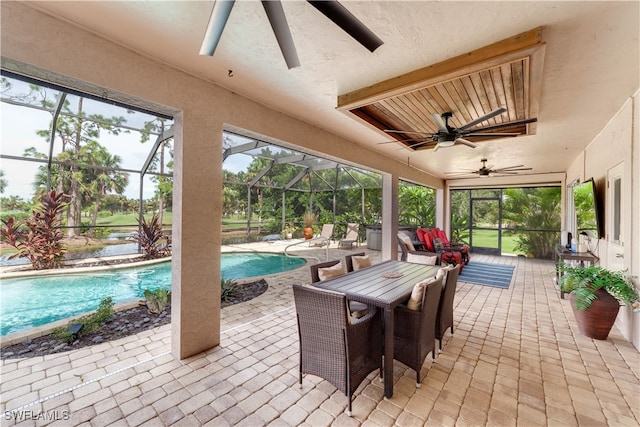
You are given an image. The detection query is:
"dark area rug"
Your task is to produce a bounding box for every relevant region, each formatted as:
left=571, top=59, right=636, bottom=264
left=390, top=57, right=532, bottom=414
left=458, top=262, right=515, bottom=289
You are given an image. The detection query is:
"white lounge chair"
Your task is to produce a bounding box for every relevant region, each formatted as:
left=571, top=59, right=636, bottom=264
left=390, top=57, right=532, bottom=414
left=309, top=224, right=334, bottom=247
left=338, top=223, right=359, bottom=249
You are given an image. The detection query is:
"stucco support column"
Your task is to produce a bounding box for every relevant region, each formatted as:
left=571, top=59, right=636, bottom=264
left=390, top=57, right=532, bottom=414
left=172, top=112, right=221, bottom=359
left=437, top=188, right=446, bottom=230
left=381, top=172, right=399, bottom=261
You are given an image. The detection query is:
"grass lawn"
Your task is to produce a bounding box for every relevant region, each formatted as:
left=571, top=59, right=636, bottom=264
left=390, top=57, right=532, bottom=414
left=469, top=229, right=524, bottom=255
left=95, top=212, right=173, bottom=230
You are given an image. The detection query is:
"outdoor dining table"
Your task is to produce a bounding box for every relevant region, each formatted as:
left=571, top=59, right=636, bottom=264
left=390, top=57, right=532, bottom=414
left=319, top=259, right=439, bottom=398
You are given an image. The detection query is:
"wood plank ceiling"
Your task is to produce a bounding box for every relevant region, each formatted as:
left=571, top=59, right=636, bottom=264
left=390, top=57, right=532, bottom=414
left=338, top=27, right=546, bottom=151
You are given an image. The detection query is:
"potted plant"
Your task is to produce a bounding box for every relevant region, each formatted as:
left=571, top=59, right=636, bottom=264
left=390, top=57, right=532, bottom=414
left=303, top=211, right=316, bottom=240
left=283, top=223, right=295, bottom=239
left=559, top=263, right=639, bottom=339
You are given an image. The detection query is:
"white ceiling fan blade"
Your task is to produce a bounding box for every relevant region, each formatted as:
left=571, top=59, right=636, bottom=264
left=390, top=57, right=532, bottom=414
left=200, top=0, right=235, bottom=56
left=458, top=107, right=507, bottom=131
left=262, top=1, right=300, bottom=69
left=455, top=138, right=477, bottom=148
left=432, top=142, right=442, bottom=152
left=431, top=113, right=448, bottom=132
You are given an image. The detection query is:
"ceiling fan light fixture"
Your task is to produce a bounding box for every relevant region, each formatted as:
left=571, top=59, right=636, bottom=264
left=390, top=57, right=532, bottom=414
left=436, top=138, right=455, bottom=148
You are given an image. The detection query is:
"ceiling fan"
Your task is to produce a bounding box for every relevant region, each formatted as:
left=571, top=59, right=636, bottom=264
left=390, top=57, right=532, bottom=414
left=199, top=0, right=383, bottom=69
left=445, top=158, right=533, bottom=178
left=382, top=107, right=537, bottom=151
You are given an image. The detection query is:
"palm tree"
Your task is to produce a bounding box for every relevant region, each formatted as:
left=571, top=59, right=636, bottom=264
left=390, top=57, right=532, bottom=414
left=503, top=187, right=561, bottom=259
left=83, top=142, right=129, bottom=237
left=23, top=89, right=128, bottom=239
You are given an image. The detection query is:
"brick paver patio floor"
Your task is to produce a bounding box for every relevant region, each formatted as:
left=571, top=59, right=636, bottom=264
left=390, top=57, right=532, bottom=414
left=1, top=241, right=638, bottom=426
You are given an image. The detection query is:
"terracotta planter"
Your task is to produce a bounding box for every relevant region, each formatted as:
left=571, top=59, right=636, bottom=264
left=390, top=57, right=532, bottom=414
left=569, top=288, right=620, bottom=340
left=303, top=227, right=314, bottom=240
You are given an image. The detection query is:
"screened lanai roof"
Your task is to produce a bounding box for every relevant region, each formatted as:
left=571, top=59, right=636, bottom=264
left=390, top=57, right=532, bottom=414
left=1, top=72, right=173, bottom=201
left=222, top=132, right=382, bottom=192
left=2, top=71, right=382, bottom=200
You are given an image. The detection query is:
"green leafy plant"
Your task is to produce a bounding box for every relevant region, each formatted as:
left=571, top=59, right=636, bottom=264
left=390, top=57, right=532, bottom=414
left=282, top=222, right=296, bottom=236
left=559, top=264, right=639, bottom=311
left=144, top=288, right=171, bottom=314
left=221, top=278, right=238, bottom=302
left=53, top=297, right=115, bottom=343
left=131, top=213, right=171, bottom=259
left=0, top=190, right=67, bottom=270
left=503, top=187, right=561, bottom=259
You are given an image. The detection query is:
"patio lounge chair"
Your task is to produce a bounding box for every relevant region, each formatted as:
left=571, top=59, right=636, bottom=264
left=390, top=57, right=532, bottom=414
left=417, top=227, right=470, bottom=271
left=292, top=284, right=383, bottom=416
left=338, top=223, right=359, bottom=249
left=393, top=275, right=443, bottom=387
left=436, top=264, right=461, bottom=352
left=308, top=223, right=334, bottom=247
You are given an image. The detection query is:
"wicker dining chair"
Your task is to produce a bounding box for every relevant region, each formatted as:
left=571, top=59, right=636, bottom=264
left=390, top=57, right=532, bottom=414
left=310, top=260, right=370, bottom=317
left=397, top=234, right=440, bottom=264
left=292, top=284, right=383, bottom=416
left=393, top=276, right=443, bottom=387
left=309, top=259, right=342, bottom=283
left=344, top=252, right=366, bottom=272
left=436, top=264, right=461, bottom=351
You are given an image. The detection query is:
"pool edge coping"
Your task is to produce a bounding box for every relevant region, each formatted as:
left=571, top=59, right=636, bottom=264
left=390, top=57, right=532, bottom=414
left=1, top=252, right=311, bottom=347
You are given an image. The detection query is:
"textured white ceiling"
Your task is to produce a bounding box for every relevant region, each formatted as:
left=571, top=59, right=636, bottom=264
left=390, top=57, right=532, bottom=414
left=28, top=1, right=640, bottom=179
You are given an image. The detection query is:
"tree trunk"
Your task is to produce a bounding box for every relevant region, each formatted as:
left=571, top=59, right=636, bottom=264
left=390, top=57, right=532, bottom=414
left=67, top=174, right=78, bottom=239
left=90, top=189, right=102, bottom=238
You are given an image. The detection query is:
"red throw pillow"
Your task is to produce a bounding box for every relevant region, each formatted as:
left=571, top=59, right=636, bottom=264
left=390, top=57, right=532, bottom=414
left=434, top=228, right=450, bottom=245
left=423, top=230, right=435, bottom=252
left=416, top=228, right=427, bottom=244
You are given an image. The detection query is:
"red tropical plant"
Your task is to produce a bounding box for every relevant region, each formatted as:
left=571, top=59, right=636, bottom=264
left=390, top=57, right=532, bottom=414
left=131, top=213, right=171, bottom=260
left=1, top=190, right=67, bottom=270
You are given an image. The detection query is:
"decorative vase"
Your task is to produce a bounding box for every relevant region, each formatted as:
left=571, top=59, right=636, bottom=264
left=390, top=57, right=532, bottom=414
left=569, top=288, right=620, bottom=340
left=303, top=227, right=314, bottom=240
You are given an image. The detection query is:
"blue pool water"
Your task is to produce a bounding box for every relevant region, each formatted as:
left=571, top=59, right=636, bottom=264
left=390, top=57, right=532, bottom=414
left=0, top=253, right=306, bottom=336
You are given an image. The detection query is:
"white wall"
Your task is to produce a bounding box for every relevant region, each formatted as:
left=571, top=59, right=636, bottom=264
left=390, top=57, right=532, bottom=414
left=566, top=92, right=640, bottom=349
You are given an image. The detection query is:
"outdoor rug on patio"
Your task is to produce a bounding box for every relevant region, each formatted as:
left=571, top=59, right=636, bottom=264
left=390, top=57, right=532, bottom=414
left=458, top=261, right=515, bottom=289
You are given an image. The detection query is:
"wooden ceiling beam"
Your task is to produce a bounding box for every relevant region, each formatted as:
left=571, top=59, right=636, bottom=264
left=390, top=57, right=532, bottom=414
left=337, top=27, right=544, bottom=111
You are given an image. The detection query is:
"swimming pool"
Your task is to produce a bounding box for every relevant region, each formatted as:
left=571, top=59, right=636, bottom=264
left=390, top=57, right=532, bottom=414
left=0, top=252, right=306, bottom=336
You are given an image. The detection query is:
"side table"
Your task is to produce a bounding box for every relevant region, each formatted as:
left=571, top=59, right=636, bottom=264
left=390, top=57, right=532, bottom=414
left=555, top=244, right=599, bottom=298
